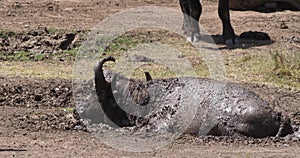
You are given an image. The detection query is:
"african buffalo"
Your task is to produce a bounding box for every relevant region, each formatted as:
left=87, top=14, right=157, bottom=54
left=179, top=0, right=300, bottom=47
left=89, top=56, right=294, bottom=138
left=179, top=0, right=238, bottom=46
left=230, top=0, right=300, bottom=11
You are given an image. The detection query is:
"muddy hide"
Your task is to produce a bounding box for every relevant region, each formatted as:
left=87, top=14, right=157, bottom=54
left=82, top=56, right=294, bottom=138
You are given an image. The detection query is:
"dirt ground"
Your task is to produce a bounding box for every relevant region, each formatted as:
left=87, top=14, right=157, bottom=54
left=0, top=0, right=300, bottom=157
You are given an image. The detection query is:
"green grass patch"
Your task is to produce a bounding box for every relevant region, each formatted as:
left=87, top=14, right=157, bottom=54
left=34, top=54, right=45, bottom=61
left=62, top=107, right=75, bottom=113
left=0, top=51, right=31, bottom=61
left=104, top=34, right=151, bottom=56
left=0, top=48, right=79, bottom=62
left=51, top=48, right=79, bottom=61
left=64, top=49, right=77, bottom=57
left=226, top=49, right=300, bottom=91
left=0, top=61, right=73, bottom=79
left=1, top=28, right=298, bottom=92
left=98, top=29, right=210, bottom=79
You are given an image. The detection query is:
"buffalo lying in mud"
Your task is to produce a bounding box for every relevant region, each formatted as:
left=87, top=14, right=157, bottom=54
left=179, top=0, right=300, bottom=47
left=79, top=56, right=294, bottom=138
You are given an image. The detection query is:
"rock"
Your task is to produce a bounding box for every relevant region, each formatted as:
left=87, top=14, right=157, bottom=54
left=58, top=33, right=76, bottom=50
left=126, top=54, right=154, bottom=62
left=64, top=8, right=74, bottom=12
left=280, top=21, right=288, bottom=29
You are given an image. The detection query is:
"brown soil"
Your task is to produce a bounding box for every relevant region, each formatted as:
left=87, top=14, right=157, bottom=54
left=0, top=28, right=86, bottom=61
left=1, top=76, right=300, bottom=157
left=0, top=0, right=300, bottom=157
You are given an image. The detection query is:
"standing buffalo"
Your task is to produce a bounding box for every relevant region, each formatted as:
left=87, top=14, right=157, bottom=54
left=179, top=0, right=238, bottom=46
left=179, top=0, right=300, bottom=47
left=89, top=56, right=294, bottom=138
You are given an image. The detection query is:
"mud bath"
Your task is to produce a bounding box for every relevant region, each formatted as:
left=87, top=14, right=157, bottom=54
left=1, top=76, right=299, bottom=135
left=72, top=56, right=297, bottom=150
left=1, top=76, right=300, bottom=155
left=1, top=0, right=300, bottom=157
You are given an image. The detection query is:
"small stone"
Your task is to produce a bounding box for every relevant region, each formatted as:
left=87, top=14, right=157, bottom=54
left=126, top=54, right=153, bottom=62
left=73, top=125, right=84, bottom=130
left=34, top=95, right=43, bottom=101
left=13, top=2, right=21, bottom=8
left=48, top=5, right=54, bottom=11
left=64, top=8, right=74, bottom=12
left=178, top=54, right=185, bottom=58
left=280, top=22, right=288, bottom=29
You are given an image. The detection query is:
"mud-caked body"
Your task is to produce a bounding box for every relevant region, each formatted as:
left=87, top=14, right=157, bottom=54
left=86, top=56, right=293, bottom=138
left=178, top=78, right=293, bottom=137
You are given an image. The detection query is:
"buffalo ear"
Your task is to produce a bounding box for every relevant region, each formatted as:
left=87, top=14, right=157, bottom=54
left=144, top=71, right=152, bottom=81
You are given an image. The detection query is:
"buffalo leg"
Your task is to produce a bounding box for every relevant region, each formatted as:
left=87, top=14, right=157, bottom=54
left=180, top=0, right=202, bottom=42
left=218, top=0, right=239, bottom=47
left=179, top=0, right=190, bottom=36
